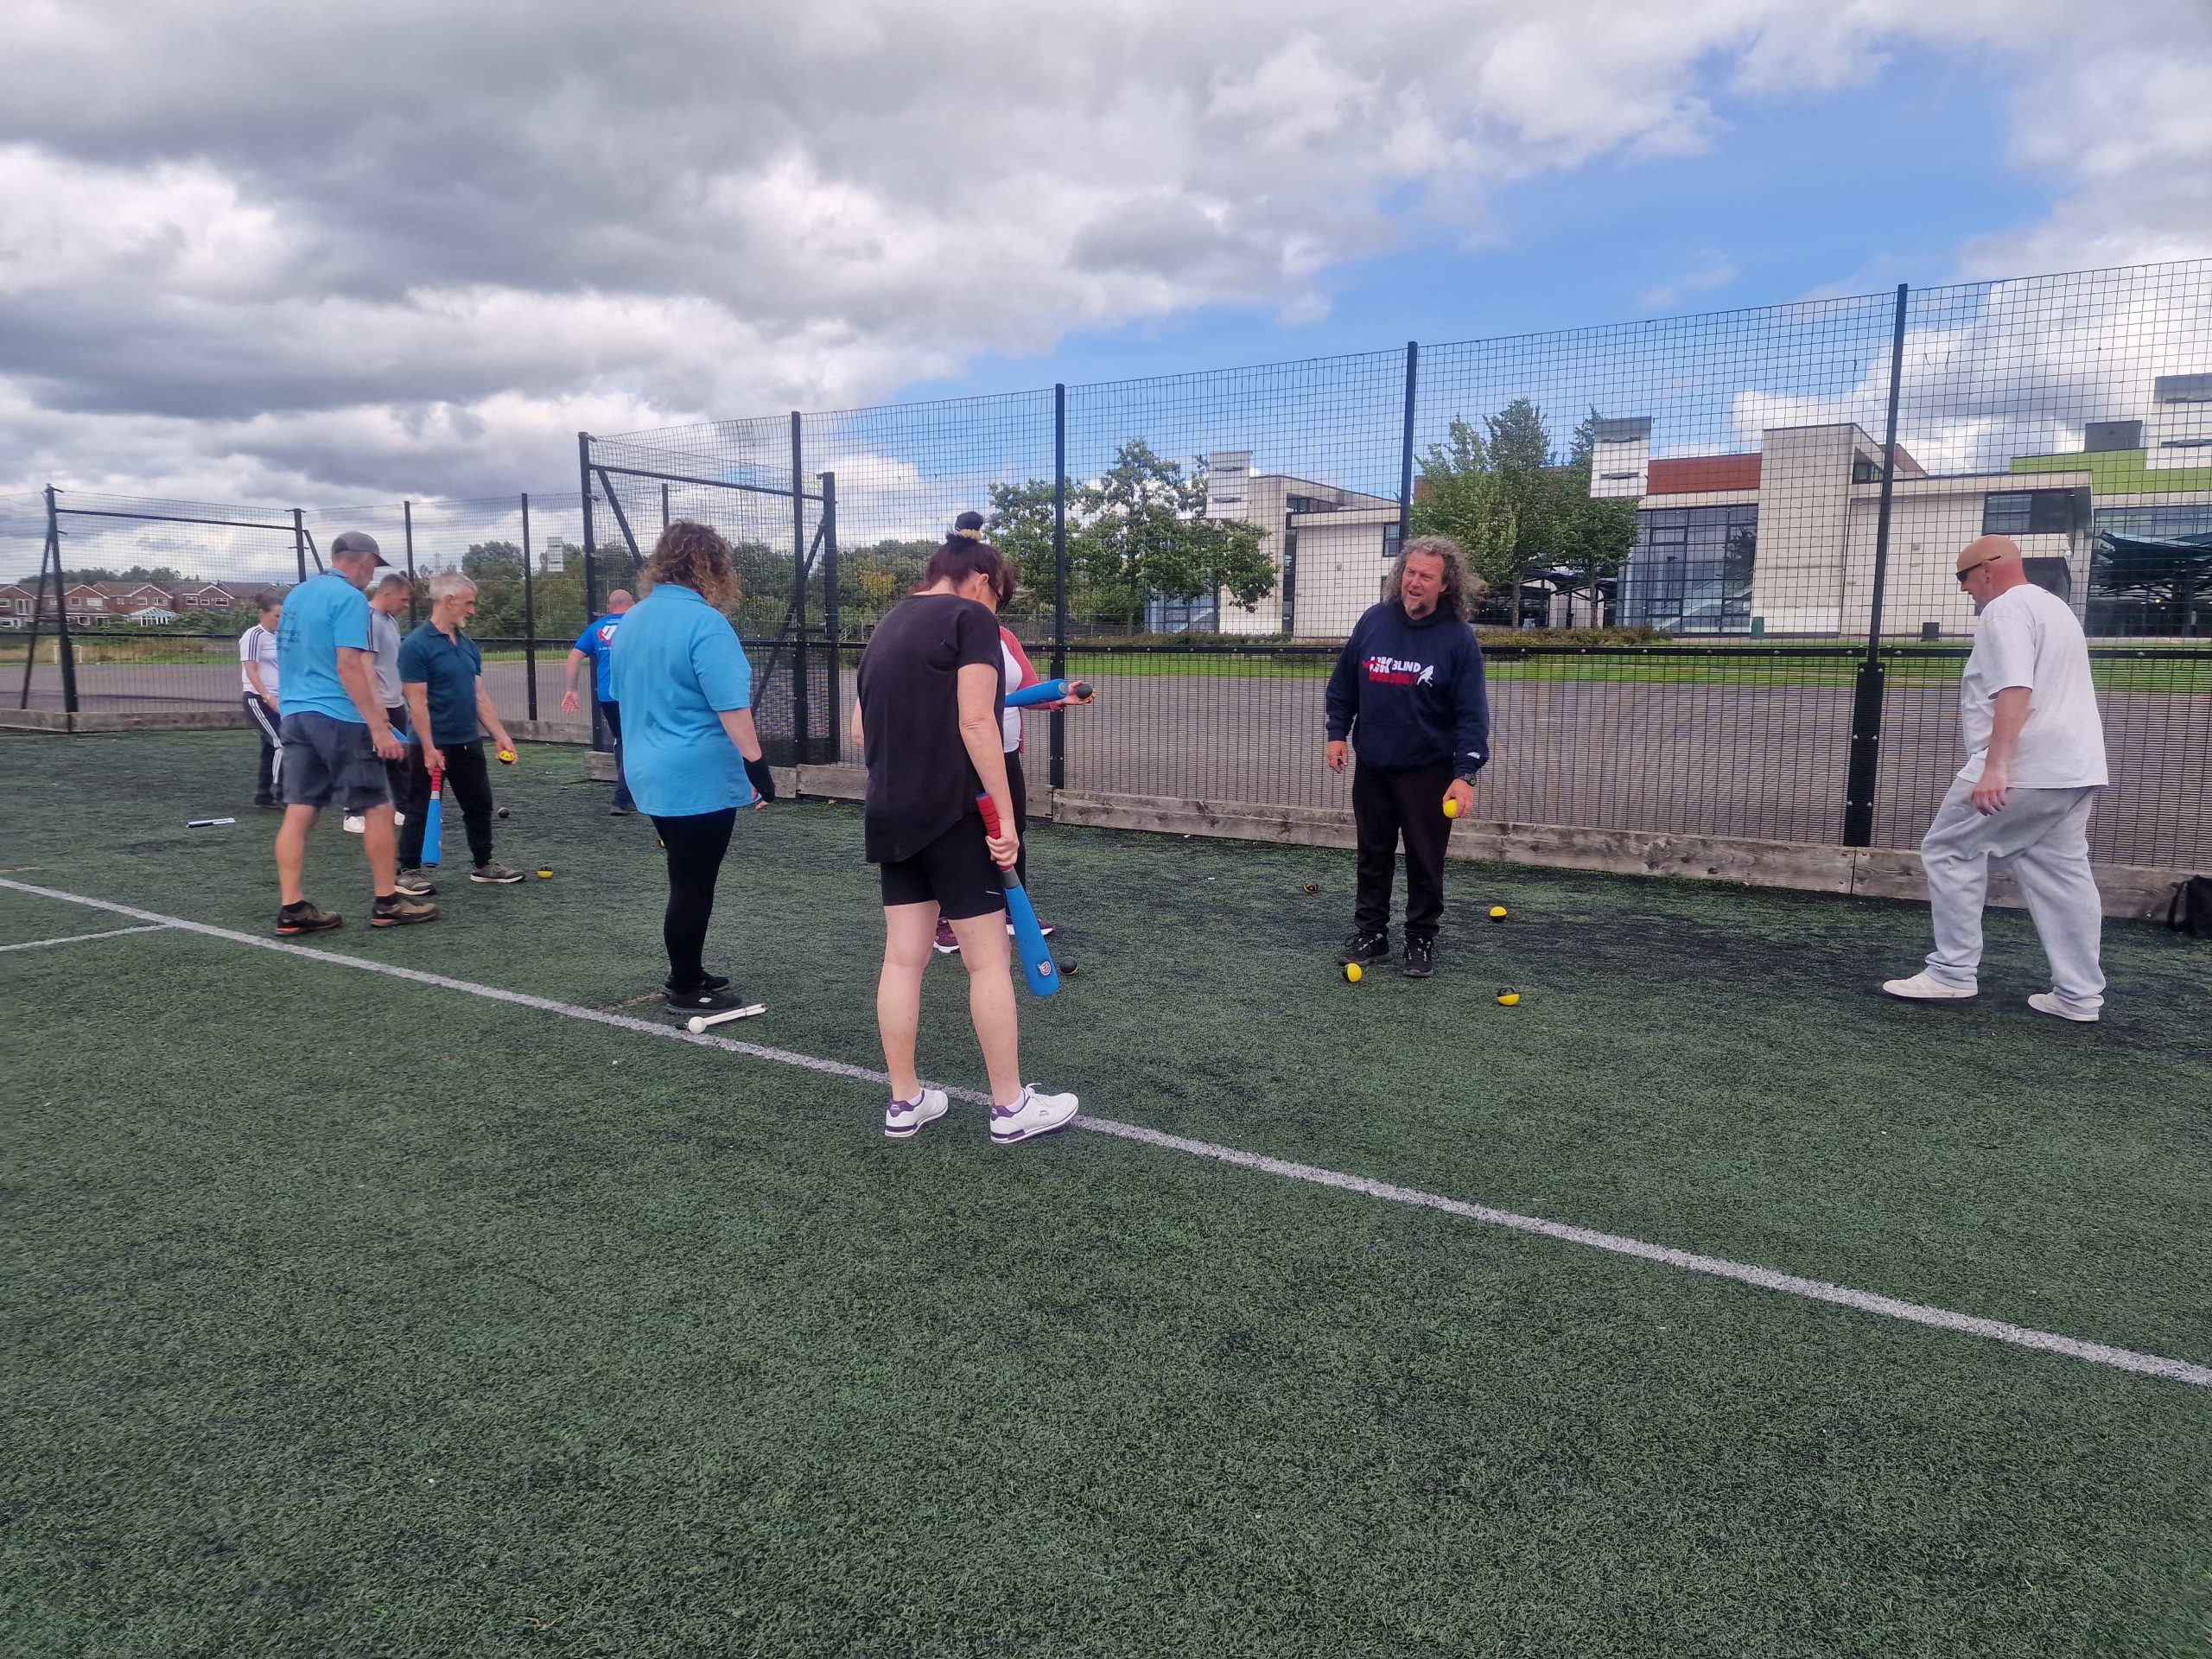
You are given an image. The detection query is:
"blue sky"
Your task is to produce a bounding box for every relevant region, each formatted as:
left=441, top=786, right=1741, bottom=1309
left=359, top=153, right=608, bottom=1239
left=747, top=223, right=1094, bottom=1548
left=906, top=51, right=2045, bottom=403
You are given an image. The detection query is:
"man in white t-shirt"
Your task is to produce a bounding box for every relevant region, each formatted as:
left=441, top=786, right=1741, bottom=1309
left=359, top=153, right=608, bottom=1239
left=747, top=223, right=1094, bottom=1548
left=238, top=593, right=284, bottom=808
left=1884, top=536, right=2108, bottom=1020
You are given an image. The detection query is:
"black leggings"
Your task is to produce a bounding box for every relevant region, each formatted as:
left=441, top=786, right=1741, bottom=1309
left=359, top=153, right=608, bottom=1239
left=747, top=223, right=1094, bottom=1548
left=1007, top=747, right=1029, bottom=887
left=652, top=807, right=737, bottom=992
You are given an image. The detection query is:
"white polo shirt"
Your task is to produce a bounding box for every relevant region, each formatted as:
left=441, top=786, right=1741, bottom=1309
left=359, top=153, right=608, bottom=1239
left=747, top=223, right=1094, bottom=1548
left=1957, top=582, right=2107, bottom=788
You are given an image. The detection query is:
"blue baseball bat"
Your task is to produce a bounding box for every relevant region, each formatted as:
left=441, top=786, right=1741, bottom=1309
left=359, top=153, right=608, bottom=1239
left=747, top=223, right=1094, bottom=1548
left=976, top=793, right=1058, bottom=998
left=422, top=765, right=444, bottom=866
left=1003, top=677, right=1090, bottom=710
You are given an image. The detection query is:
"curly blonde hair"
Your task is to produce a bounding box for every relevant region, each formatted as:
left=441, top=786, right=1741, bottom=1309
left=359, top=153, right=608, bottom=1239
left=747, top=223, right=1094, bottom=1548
left=644, top=520, right=738, bottom=611
left=1382, top=534, right=1484, bottom=621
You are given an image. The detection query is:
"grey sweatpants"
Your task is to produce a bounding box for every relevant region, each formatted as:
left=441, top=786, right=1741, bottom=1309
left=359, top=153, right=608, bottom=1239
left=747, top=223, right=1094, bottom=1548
left=1920, top=777, right=2105, bottom=1013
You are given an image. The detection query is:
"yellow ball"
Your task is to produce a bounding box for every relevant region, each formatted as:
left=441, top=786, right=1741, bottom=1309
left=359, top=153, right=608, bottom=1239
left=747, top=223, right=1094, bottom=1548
left=1442, top=798, right=1459, bottom=818
left=537, top=868, right=553, bottom=879
left=1344, top=963, right=1363, bottom=984
left=1496, top=989, right=1520, bottom=1006
left=1489, top=906, right=1509, bottom=921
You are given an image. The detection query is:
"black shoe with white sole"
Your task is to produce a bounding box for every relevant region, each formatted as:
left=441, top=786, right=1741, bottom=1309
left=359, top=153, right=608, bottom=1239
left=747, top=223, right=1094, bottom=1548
left=666, top=985, right=747, bottom=1014
left=470, top=861, right=526, bottom=884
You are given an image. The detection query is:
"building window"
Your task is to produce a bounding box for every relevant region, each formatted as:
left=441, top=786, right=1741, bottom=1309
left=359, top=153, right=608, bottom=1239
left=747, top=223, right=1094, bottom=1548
left=1619, top=504, right=1758, bottom=633
left=1382, top=524, right=1402, bottom=561
left=1983, top=490, right=2084, bottom=537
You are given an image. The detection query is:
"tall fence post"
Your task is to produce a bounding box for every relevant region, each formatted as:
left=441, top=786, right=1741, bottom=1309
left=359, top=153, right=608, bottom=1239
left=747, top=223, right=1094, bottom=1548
left=519, top=492, right=538, bottom=723
left=819, top=470, right=839, bottom=760
left=790, top=410, right=810, bottom=762
left=1398, top=341, right=1419, bottom=543
left=46, top=486, right=79, bottom=716
left=580, top=431, right=606, bottom=754
left=403, top=499, right=419, bottom=624
left=1050, top=383, right=1069, bottom=790
left=292, top=509, right=308, bottom=584
left=18, top=488, right=51, bottom=711
left=1842, top=283, right=1910, bottom=848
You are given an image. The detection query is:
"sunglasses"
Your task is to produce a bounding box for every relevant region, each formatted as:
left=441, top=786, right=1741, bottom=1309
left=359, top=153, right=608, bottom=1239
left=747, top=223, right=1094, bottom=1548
left=1955, top=560, right=1999, bottom=584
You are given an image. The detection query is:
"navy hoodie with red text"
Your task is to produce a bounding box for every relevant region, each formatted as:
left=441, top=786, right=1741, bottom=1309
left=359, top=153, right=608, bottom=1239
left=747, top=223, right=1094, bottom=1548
left=1324, top=601, right=1491, bottom=774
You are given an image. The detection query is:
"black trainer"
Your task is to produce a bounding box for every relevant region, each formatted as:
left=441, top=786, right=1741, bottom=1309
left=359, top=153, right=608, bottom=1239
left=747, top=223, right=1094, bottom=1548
left=275, top=900, right=341, bottom=937
left=1402, top=937, right=1437, bottom=978
left=666, top=984, right=746, bottom=1013
left=667, top=972, right=733, bottom=995
left=1338, top=928, right=1389, bottom=967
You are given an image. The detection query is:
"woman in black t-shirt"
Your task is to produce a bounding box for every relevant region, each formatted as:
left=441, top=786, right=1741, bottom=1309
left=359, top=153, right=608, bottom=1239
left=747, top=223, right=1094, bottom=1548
left=853, top=514, right=1081, bottom=1147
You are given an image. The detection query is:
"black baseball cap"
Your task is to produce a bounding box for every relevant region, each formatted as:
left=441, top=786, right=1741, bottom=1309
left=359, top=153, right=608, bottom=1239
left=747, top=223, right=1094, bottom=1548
left=329, top=531, right=391, bottom=566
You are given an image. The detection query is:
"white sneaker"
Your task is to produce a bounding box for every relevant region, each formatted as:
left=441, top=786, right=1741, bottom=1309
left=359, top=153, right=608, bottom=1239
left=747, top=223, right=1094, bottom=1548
left=342, top=815, right=365, bottom=834
left=2027, top=992, right=2100, bottom=1023
left=989, top=1085, right=1079, bottom=1145
left=1882, top=971, right=1977, bottom=1001
left=885, top=1087, right=949, bottom=1140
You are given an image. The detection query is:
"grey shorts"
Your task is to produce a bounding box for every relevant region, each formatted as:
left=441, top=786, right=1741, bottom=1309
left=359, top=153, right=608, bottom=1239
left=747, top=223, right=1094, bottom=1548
left=280, top=711, right=392, bottom=812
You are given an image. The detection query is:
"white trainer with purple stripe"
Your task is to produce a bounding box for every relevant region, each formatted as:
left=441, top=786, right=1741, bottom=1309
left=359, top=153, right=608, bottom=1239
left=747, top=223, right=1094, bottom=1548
left=989, top=1085, right=1079, bottom=1145
left=885, top=1087, right=949, bottom=1140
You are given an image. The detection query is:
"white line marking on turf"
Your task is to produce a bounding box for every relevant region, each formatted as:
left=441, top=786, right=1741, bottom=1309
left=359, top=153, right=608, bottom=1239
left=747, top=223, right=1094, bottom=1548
left=0, top=922, right=171, bottom=954
left=4, top=874, right=2207, bottom=1390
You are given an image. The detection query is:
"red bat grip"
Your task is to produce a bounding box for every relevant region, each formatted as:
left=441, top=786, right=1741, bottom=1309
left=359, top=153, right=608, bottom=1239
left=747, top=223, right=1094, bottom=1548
left=976, top=792, right=1014, bottom=868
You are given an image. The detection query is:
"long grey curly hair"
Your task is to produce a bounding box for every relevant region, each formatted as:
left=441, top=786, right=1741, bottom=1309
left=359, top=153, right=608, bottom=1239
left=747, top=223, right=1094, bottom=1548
left=1382, top=534, right=1485, bottom=621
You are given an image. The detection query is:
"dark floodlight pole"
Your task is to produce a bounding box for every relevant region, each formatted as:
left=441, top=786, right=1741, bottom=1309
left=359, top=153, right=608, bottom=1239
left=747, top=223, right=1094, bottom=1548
left=790, top=410, right=810, bottom=760
left=1842, top=283, right=1911, bottom=848
left=580, top=432, right=605, bottom=753
left=820, top=468, right=840, bottom=760
left=1398, top=341, right=1418, bottom=543
left=520, top=492, right=538, bottom=721
left=45, top=486, right=79, bottom=715
left=403, top=499, right=419, bottom=623
left=1050, top=383, right=1069, bottom=789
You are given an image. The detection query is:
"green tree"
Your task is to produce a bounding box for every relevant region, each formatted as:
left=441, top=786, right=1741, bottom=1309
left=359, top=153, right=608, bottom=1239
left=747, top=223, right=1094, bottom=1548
left=985, top=479, right=1059, bottom=602
left=1412, top=401, right=1637, bottom=624
left=1065, top=440, right=1273, bottom=631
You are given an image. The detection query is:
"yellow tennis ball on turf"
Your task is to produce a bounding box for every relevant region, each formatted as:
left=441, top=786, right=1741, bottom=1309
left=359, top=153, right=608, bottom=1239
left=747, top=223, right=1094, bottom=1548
left=1344, top=963, right=1363, bottom=983
left=1489, top=906, right=1509, bottom=921
left=1496, top=988, right=1520, bottom=1006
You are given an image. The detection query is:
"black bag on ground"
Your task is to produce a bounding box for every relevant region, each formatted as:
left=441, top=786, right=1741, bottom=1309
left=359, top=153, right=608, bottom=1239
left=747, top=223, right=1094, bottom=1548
left=2168, top=874, right=2212, bottom=938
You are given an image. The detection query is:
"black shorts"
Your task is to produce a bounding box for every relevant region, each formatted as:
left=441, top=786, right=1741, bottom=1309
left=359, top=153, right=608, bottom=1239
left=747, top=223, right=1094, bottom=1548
left=878, top=816, right=1004, bottom=919
left=279, top=711, right=392, bottom=812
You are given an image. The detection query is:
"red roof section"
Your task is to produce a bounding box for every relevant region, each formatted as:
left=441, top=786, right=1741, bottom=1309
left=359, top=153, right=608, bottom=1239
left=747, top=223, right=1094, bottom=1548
left=1647, top=454, right=1762, bottom=494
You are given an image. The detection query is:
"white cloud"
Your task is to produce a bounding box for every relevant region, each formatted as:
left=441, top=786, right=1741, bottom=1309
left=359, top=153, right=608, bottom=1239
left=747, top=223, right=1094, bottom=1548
left=1641, top=261, right=1743, bottom=311
left=0, top=0, right=2204, bottom=511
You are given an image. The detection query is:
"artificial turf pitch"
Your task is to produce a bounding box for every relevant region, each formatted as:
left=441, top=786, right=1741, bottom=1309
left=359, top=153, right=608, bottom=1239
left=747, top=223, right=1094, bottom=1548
left=3, top=731, right=2208, bottom=1658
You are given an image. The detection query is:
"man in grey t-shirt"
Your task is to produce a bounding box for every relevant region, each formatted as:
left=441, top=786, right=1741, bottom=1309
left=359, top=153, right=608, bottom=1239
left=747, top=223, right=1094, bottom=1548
left=1883, top=537, right=2108, bottom=1020
left=356, top=575, right=417, bottom=850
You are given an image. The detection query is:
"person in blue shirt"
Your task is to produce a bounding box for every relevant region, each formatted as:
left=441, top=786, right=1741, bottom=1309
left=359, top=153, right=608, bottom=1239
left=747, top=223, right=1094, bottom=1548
left=1325, top=535, right=1491, bottom=980
left=561, top=589, right=636, bottom=814
left=396, top=571, right=523, bottom=887
left=610, top=523, right=775, bottom=1016
left=271, top=531, right=436, bottom=934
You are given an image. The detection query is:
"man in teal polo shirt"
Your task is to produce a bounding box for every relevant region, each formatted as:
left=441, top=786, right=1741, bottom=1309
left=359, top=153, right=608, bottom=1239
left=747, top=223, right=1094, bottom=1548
left=396, top=571, right=524, bottom=885
left=271, top=531, right=437, bottom=935
left=561, top=588, right=636, bottom=815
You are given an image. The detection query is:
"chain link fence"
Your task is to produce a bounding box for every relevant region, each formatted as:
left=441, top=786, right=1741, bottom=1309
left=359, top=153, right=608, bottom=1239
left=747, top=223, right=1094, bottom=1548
left=8, top=258, right=2209, bottom=868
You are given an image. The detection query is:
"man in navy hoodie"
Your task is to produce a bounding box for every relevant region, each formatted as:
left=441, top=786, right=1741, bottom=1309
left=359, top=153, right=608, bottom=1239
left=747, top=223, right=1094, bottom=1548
left=1325, top=536, right=1491, bottom=979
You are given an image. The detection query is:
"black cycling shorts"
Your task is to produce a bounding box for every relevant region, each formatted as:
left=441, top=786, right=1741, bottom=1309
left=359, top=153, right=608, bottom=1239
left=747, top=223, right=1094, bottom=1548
left=877, top=815, right=1004, bottom=920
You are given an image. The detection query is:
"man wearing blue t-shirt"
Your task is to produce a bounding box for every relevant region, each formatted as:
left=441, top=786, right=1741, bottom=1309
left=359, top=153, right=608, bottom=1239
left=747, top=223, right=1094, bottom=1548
left=561, top=588, right=635, bottom=814
left=272, top=531, right=437, bottom=934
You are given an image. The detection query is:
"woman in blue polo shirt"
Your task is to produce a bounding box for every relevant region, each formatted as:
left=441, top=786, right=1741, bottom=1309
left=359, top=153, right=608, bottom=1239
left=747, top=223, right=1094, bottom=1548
left=610, top=522, right=776, bottom=1017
